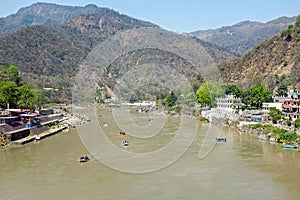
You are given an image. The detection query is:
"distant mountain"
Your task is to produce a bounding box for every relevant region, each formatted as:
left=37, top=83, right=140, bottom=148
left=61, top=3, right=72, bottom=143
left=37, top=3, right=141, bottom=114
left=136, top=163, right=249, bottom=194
left=0, top=3, right=159, bottom=102
left=189, top=16, right=296, bottom=55
left=0, top=3, right=105, bottom=34
left=0, top=3, right=235, bottom=103
left=0, top=2, right=155, bottom=35
left=219, top=16, right=300, bottom=93
left=0, top=3, right=97, bottom=34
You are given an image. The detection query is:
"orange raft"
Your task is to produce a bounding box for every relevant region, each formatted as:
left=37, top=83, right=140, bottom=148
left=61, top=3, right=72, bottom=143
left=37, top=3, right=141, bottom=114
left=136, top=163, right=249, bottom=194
left=120, top=131, right=126, bottom=136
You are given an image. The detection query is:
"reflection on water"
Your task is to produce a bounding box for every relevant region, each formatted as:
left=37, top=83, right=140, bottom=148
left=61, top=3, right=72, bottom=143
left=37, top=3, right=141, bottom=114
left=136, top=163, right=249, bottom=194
left=0, top=109, right=300, bottom=200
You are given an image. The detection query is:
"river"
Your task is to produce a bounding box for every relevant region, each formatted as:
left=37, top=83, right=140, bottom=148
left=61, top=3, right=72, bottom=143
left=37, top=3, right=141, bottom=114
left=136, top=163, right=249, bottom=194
left=0, top=108, right=300, bottom=200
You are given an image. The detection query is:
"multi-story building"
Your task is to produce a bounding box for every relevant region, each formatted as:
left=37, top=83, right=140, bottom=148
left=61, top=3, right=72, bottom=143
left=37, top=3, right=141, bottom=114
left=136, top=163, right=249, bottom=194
left=282, top=99, right=300, bottom=120
left=216, top=94, right=242, bottom=110
left=202, top=94, right=241, bottom=120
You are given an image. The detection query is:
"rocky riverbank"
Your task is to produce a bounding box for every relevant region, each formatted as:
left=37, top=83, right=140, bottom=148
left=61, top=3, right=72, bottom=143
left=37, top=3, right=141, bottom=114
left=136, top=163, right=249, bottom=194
left=236, top=121, right=300, bottom=148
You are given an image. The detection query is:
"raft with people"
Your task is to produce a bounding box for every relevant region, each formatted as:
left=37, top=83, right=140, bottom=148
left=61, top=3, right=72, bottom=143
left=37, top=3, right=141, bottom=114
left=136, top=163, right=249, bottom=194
left=120, top=131, right=126, bottom=136
left=216, top=138, right=227, bottom=143
left=79, top=155, right=90, bottom=162
left=123, top=140, right=129, bottom=146
left=282, top=143, right=297, bottom=149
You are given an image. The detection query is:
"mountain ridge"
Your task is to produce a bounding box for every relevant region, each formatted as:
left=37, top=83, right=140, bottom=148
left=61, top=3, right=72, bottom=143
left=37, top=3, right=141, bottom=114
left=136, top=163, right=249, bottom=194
left=219, top=16, right=300, bottom=93
left=189, top=16, right=296, bottom=55
left=0, top=2, right=158, bottom=35
left=0, top=3, right=235, bottom=103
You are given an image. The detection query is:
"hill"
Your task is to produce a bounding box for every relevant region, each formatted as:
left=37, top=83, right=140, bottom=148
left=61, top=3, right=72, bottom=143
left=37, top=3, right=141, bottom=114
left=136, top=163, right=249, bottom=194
left=189, top=16, right=296, bottom=55
left=0, top=8, right=159, bottom=77
left=0, top=3, right=159, bottom=102
left=219, top=16, right=300, bottom=93
left=0, top=2, right=156, bottom=35
left=0, top=3, right=102, bottom=34
left=0, top=3, right=235, bottom=103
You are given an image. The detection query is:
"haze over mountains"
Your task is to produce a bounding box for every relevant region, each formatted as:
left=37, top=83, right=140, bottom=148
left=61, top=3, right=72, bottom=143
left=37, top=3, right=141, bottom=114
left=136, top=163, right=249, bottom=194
left=189, top=16, right=296, bottom=55
left=0, top=2, right=298, bottom=101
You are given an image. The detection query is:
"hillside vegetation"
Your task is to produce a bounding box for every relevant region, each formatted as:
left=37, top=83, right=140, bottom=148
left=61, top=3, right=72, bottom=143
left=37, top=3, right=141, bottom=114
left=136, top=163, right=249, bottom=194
left=0, top=3, right=235, bottom=103
left=219, top=16, right=300, bottom=93
left=190, top=16, right=296, bottom=55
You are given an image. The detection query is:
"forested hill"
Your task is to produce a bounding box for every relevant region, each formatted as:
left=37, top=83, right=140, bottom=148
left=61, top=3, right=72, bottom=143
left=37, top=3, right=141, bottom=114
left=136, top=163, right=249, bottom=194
left=0, top=8, right=159, bottom=78
left=0, top=3, right=159, bottom=103
left=218, top=16, right=300, bottom=94
left=189, top=16, right=296, bottom=55
left=0, top=3, right=236, bottom=103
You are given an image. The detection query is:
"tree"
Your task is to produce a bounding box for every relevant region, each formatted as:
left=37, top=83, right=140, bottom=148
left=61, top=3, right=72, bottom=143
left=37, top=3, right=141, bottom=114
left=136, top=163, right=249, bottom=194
left=277, top=82, right=288, bottom=97
left=0, top=64, right=45, bottom=109
left=243, top=85, right=272, bottom=108
left=223, top=84, right=241, bottom=98
left=269, top=107, right=284, bottom=124
left=0, top=81, right=18, bottom=108
left=196, top=83, right=212, bottom=106
left=163, top=91, right=177, bottom=107
left=294, top=118, right=300, bottom=129
left=190, top=75, right=203, bottom=93
left=3, top=65, right=22, bottom=85
left=32, top=89, right=46, bottom=110
left=17, top=84, right=35, bottom=109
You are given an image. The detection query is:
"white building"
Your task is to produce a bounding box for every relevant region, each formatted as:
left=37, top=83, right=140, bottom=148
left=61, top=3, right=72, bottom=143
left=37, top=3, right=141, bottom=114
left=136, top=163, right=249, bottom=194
left=216, top=94, right=241, bottom=110
left=262, top=102, right=283, bottom=111
left=202, top=94, right=241, bottom=120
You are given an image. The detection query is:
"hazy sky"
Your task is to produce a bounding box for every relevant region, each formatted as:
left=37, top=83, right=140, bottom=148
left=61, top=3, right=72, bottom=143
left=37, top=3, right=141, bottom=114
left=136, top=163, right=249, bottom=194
left=0, top=0, right=299, bottom=32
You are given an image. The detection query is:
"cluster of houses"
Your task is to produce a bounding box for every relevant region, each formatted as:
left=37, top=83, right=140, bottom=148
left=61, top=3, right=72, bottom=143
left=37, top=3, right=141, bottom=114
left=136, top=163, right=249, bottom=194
left=202, top=90, right=300, bottom=125
left=0, top=108, right=64, bottom=144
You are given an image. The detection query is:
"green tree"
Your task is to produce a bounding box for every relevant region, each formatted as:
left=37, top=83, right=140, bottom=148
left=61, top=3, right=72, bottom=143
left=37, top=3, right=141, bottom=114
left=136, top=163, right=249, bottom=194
left=294, top=118, right=300, bottom=129
left=17, top=84, right=35, bottom=109
left=163, top=91, right=177, bottom=107
left=269, top=107, right=284, bottom=124
left=190, top=75, right=203, bottom=93
left=223, top=84, right=241, bottom=98
left=3, top=65, right=22, bottom=85
left=184, top=92, right=197, bottom=107
left=32, top=89, right=46, bottom=110
left=196, top=83, right=212, bottom=106
left=277, top=82, right=288, bottom=97
left=0, top=64, right=45, bottom=109
left=243, top=85, right=272, bottom=108
left=276, top=131, right=297, bottom=144
left=0, top=81, right=18, bottom=108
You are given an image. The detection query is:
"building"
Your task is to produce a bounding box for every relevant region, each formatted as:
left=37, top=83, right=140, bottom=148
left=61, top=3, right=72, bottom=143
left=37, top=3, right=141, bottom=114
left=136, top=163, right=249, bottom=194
left=0, top=108, right=63, bottom=142
left=202, top=95, right=241, bottom=120
left=216, top=94, right=242, bottom=110
left=262, top=102, right=283, bottom=111
left=282, top=99, right=300, bottom=120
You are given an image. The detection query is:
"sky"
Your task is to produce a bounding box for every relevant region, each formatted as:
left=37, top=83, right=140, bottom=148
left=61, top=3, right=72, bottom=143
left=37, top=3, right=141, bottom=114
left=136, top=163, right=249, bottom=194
left=0, top=0, right=299, bottom=32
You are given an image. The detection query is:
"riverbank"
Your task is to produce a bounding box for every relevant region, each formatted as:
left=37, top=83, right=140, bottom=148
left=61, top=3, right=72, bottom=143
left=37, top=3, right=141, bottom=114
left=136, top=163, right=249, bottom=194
left=10, top=125, right=68, bottom=145
left=1, top=112, right=90, bottom=148
left=235, top=121, right=300, bottom=150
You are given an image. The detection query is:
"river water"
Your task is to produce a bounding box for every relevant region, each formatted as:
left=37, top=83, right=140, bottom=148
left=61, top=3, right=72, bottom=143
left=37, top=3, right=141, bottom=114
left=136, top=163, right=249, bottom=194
left=1, top=108, right=300, bottom=200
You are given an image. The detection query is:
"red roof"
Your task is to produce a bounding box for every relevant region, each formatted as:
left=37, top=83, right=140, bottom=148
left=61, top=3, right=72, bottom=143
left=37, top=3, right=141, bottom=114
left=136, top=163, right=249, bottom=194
left=282, top=105, right=292, bottom=109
